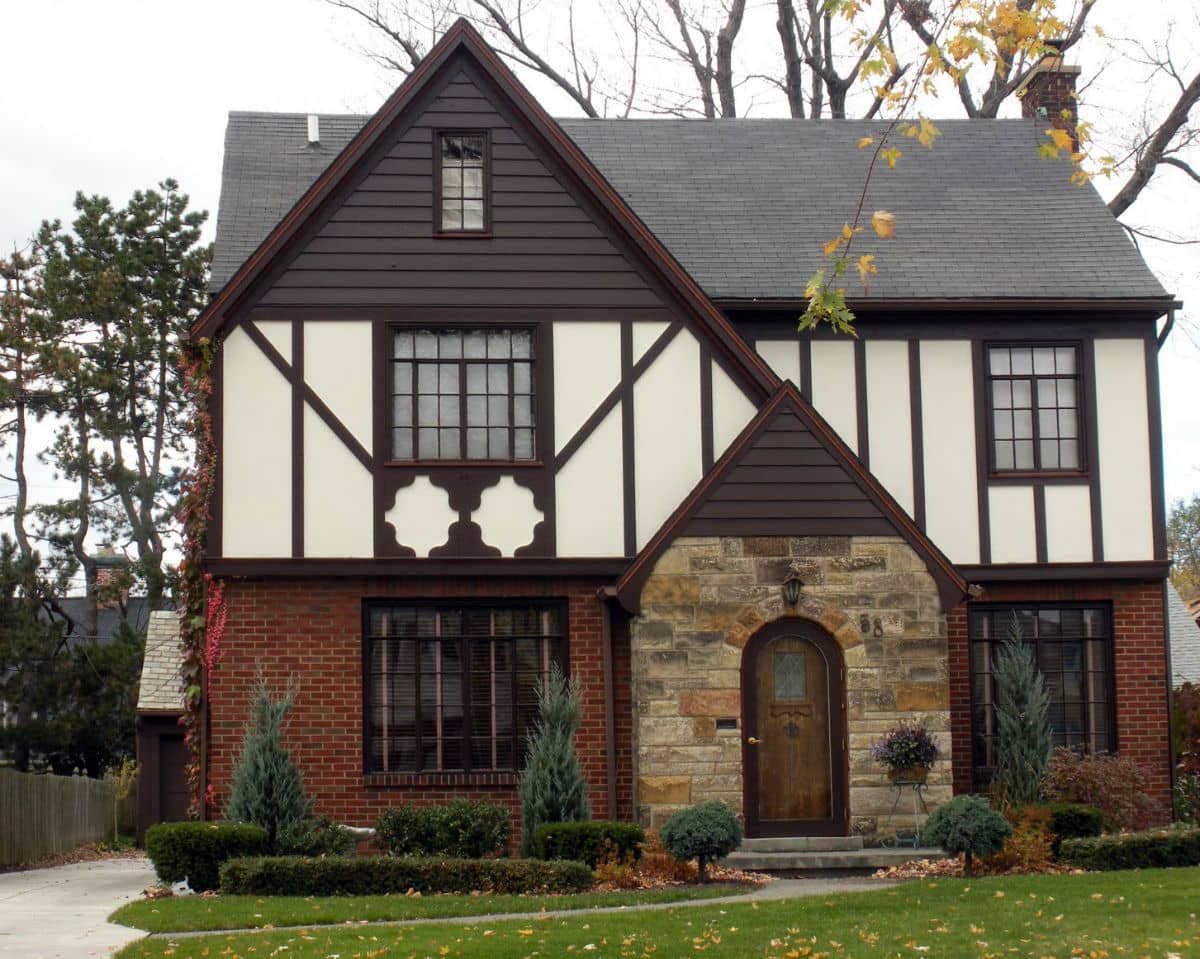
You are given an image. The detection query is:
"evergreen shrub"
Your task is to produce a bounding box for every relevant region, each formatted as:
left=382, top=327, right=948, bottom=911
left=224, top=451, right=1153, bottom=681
left=276, top=816, right=357, bottom=857
left=923, top=795, right=1011, bottom=877
left=659, top=802, right=742, bottom=881
left=145, top=822, right=267, bottom=892
left=1045, top=802, right=1104, bottom=857
left=992, top=614, right=1052, bottom=809
left=219, top=854, right=592, bottom=896
left=1060, top=827, right=1200, bottom=871
left=375, top=800, right=511, bottom=857
left=534, top=820, right=645, bottom=867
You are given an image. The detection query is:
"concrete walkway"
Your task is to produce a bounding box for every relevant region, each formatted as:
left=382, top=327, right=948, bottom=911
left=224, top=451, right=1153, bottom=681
left=156, top=876, right=893, bottom=940
left=0, top=856, right=157, bottom=958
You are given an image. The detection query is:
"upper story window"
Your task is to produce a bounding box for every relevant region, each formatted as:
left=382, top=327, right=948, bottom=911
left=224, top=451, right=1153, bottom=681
left=969, top=604, right=1112, bottom=788
left=987, top=344, right=1082, bottom=472
left=437, top=133, right=488, bottom=233
left=391, top=328, right=535, bottom=462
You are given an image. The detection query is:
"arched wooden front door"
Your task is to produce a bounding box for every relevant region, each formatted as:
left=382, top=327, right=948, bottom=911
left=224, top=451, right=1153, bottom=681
left=741, top=620, right=848, bottom=837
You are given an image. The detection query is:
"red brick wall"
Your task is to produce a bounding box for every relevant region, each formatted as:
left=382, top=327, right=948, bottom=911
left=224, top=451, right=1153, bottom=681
left=206, top=576, right=632, bottom=828
left=948, top=579, right=1171, bottom=811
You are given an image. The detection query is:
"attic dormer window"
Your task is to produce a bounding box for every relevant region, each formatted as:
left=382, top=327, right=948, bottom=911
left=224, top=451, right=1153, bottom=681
left=437, top=133, right=488, bottom=233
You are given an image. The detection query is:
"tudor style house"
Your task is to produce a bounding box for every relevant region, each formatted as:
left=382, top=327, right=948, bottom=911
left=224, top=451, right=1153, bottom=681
left=193, top=20, right=1176, bottom=841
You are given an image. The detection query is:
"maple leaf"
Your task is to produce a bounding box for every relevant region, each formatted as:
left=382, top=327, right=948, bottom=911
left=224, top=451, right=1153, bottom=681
left=880, top=146, right=903, bottom=168
left=871, top=211, right=896, bottom=239
left=857, top=136, right=874, bottom=149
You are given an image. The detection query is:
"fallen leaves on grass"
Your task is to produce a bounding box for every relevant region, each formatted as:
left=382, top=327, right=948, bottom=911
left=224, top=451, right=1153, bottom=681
left=871, top=855, right=1085, bottom=881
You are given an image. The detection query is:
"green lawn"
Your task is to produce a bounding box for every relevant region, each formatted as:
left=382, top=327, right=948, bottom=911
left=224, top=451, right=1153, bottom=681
left=110, top=884, right=747, bottom=933
left=113, top=868, right=1200, bottom=959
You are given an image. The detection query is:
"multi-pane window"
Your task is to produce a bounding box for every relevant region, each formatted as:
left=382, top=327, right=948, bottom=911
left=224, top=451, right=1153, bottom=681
left=988, top=345, right=1082, bottom=471
left=391, top=329, right=535, bottom=461
left=438, top=134, right=486, bottom=232
left=970, top=605, right=1112, bottom=784
left=365, top=603, right=566, bottom=774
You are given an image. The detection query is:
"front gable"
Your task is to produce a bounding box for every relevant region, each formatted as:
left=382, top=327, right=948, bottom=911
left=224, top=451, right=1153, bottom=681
left=203, top=20, right=777, bottom=571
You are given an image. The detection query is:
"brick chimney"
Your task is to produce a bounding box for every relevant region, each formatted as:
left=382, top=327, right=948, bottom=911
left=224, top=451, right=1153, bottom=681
left=1017, top=41, right=1082, bottom=149
left=93, top=547, right=131, bottom=610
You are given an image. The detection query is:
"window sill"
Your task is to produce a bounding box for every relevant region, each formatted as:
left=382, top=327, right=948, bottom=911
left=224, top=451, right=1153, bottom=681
left=363, top=771, right=520, bottom=788
left=988, top=470, right=1089, bottom=483
left=383, top=460, right=544, bottom=469
left=432, top=231, right=493, bottom=240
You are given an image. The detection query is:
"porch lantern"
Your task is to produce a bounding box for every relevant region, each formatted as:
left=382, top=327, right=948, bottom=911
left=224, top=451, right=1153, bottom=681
left=781, top=570, right=803, bottom=606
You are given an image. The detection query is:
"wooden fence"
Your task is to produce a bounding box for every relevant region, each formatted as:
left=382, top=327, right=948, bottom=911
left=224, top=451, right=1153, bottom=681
left=0, top=768, right=136, bottom=867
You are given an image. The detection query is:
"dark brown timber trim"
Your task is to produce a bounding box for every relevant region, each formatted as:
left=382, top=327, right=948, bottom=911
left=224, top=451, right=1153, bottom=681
left=957, top=560, right=1170, bottom=583
left=700, top=343, right=714, bottom=472
left=717, top=296, right=1181, bottom=315
left=292, top=319, right=304, bottom=558
left=621, top=321, right=637, bottom=556
left=242, top=320, right=373, bottom=471
left=908, top=340, right=926, bottom=531
left=854, top=338, right=868, bottom=468
left=205, top=557, right=628, bottom=577
left=599, top=588, right=618, bottom=819
left=1033, top=485, right=1048, bottom=564
left=209, top=344, right=224, bottom=558
left=971, top=340, right=991, bottom=564
left=1144, top=333, right=1167, bottom=560
left=799, top=337, right=813, bottom=403
left=1082, top=338, right=1104, bottom=561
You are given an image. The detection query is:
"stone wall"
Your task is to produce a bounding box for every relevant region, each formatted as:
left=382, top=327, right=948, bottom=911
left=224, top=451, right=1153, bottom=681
left=631, top=534, right=952, bottom=840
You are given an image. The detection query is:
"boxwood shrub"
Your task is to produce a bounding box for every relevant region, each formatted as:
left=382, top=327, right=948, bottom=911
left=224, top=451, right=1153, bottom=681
left=1059, top=826, right=1200, bottom=871
left=145, top=822, right=268, bottom=892
left=219, top=854, right=592, bottom=896
left=376, top=800, right=511, bottom=858
left=1045, top=802, right=1104, bottom=857
left=534, top=821, right=645, bottom=867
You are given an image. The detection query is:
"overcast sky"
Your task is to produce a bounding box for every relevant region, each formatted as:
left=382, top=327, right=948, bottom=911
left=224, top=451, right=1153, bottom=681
left=2, top=0, right=1197, bottom=525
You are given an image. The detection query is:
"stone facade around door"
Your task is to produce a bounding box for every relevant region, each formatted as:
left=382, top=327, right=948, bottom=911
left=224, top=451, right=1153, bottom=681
left=631, top=534, right=952, bottom=840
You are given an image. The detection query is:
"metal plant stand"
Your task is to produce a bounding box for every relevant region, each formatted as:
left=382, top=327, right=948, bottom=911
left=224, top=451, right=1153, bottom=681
left=883, top=779, right=930, bottom=847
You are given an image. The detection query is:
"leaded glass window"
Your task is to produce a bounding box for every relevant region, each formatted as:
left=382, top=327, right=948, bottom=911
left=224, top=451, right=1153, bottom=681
left=438, top=134, right=486, bottom=232
left=987, top=344, right=1083, bottom=472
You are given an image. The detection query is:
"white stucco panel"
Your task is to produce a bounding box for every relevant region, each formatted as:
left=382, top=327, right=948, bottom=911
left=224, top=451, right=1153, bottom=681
left=475, top=476, right=543, bottom=557
left=1094, top=338, right=1154, bottom=561
left=553, top=321, right=620, bottom=454
left=755, top=339, right=801, bottom=388
left=304, top=406, right=373, bottom=557
left=254, top=319, right=292, bottom=365
left=634, top=330, right=702, bottom=549
left=810, top=339, right=857, bottom=453
left=556, top=405, right=624, bottom=557
left=920, top=340, right=981, bottom=564
left=988, top=485, right=1037, bottom=564
left=710, top=359, right=757, bottom=458
left=865, top=340, right=914, bottom=515
left=221, top=326, right=292, bottom=557
left=384, top=476, right=456, bottom=558
left=1044, top=485, right=1094, bottom=562
left=631, top=320, right=670, bottom=364
left=304, top=320, right=373, bottom=451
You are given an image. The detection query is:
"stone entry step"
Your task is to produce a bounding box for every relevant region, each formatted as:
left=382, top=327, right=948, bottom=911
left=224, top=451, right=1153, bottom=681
left=723, top=846, right=945, bottom=873
left=738, top=836, right=864, bottom=853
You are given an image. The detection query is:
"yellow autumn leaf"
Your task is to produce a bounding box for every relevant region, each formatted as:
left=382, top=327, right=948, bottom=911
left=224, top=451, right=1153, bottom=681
left=857, top=136, right=874, bottom=149
left=857, top=254, right=877, bottom=286
left=880, top=146, right=902, bottom=168
left=870, top=211, right=896, bottom=239
left=823, top=236, right=842, bottom=256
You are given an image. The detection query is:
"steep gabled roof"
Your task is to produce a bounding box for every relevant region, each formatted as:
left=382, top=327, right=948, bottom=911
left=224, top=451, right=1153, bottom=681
left=616, top=382, right=968, bottom=613
left=193, top=19, right=778, bottom=399
left=209, top=115, right=1171, bottom=305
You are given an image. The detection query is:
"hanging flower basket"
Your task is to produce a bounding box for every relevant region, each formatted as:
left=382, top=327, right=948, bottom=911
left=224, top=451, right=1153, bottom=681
left=888, top=765, right=930, bottom=784
left=872, top=720, right=939, bottom=781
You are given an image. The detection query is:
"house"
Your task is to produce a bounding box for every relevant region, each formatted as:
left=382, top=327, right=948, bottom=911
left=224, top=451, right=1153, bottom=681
left=191, top=20, right=1176, bottom=841
left=135, top=610, right=189, bottom=841
left=1169, top=584, right=1200, bottom=688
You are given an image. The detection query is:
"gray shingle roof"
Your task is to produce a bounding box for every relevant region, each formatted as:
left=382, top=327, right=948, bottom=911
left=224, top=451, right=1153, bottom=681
left=211, top=112, right=1167, bottom=302
left=137, top=610, right=185, bottom=712
left=1169, top=583, right=1200, bottom=688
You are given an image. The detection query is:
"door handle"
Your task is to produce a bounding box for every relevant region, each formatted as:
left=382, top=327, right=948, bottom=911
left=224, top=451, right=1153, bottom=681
left=746, top=737, right=761, bottom=745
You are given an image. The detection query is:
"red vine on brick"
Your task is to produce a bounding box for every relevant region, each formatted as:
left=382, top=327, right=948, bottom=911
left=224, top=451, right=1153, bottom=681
left=179, top=336, right=221, bottom=818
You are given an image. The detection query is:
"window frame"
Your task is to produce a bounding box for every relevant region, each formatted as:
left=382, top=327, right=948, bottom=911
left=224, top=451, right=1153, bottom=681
left=361, top=598, right=569, bottom=778
left=433, top=130, right=491, bottom=237
left=967, top=601, right=1116, bottom=788
left=983, top=340, right=1088, bottom=477
left=387, top=323, right=540, bottom=466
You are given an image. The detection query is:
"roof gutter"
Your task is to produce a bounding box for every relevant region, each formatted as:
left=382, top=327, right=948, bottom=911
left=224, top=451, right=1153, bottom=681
left=1157, top=308, right=1176, bottom=351
left=714, top=296, right=1184, bottom=316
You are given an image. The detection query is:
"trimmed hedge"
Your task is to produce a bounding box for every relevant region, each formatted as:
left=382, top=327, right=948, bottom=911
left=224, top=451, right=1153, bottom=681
left=376, top=800, right=511, bottom=858
left=219, top=854, right=592, bottom=896
left=145, top=822, right=268, bottom=892
left=1046, top=802, right=1104, bottom=857
left=534, top=821, right=645, bottom=867
left=1059, top=827, right=1200, bottom=871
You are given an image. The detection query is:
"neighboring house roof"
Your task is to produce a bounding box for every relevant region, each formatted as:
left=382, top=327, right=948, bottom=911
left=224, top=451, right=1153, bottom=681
left=1169, top=583, right=1200, bottom=687
left=137, top=610, right=186, bottom=713
left=616, top=382, right=968, bottom=613
left=52, top=596, right=155, bottom=646
left=209, top=113, right=1168, bottom=304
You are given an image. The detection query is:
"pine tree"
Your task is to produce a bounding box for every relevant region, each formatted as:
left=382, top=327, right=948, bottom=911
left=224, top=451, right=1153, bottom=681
left=992, top=613, right=1053, bottom=809
left=518, top=665, right=591, bottom=856
left=225, top=678, right=311, bottom=851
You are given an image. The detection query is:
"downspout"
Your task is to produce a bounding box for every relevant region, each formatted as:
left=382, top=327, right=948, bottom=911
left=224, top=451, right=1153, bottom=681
left=1157, top=309, right=1175, bottom=350
left=598, top=586, right=618, bottom=820
left=1163, top=578, right=1178, bottom=819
